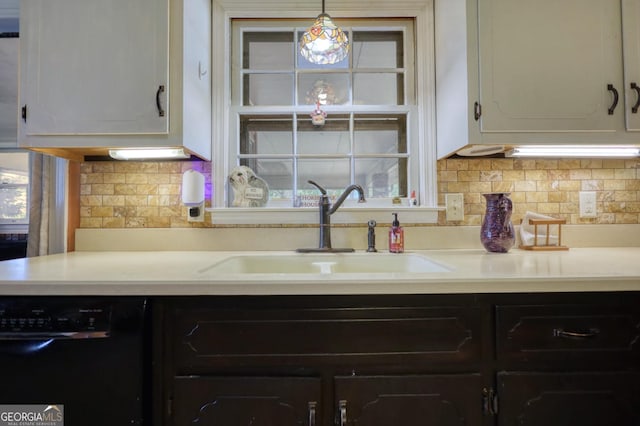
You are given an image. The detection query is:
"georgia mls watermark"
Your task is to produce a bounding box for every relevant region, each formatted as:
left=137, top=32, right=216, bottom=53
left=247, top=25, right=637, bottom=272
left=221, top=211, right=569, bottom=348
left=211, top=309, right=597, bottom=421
left=0, top=405, right=63, bottom=426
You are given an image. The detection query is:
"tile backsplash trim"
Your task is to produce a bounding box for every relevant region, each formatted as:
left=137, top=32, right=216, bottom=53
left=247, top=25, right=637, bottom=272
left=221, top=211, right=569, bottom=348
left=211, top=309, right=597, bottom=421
left=79, top=158, right=640, bottom=228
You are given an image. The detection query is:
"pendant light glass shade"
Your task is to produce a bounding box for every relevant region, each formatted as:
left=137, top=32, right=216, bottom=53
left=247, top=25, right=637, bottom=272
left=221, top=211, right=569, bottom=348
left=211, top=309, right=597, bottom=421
left=300, top=3, right=349, bottom=65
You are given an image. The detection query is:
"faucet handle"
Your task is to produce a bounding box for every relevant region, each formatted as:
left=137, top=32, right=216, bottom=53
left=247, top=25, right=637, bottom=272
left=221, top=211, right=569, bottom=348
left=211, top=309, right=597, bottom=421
left=307, top=180, right=327, bottom=195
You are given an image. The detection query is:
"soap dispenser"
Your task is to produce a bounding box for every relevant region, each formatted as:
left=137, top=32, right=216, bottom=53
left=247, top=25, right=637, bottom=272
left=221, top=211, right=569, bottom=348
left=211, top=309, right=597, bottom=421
left=389, top=213, right=404, bottom=253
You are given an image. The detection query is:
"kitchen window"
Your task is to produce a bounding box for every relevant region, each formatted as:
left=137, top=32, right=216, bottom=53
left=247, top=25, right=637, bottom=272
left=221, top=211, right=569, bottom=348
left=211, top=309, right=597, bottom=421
left=0, top=151, right=29, bottom=230
left=210, top=4, right=438, bottom=224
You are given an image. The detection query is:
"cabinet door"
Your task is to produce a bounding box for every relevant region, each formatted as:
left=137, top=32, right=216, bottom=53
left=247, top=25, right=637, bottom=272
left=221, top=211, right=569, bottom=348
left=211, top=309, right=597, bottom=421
left=19, top=0, right=168, bottom=135
left=172, top=376, right=321, bottom=426
left=335, top=374, right=484, bottom=426
left=623, top=0, right=640, bottom=131
left=0, top=37, right=18, bottom=147
left=478, top=0, right=623, bottom=132
left=497, top=371, right=640, bottom=426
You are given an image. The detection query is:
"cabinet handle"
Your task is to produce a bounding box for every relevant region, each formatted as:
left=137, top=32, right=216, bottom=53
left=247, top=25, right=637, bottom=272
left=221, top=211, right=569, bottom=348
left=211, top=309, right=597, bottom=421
left=474, top=101, right=482, bottom=121
left=156, top=85, right=166, bottom=117
left=338, top=400, right=347, bottom=426
left=553, top=328, right=600, bottom=339
left=607, top=84, right=619, bottom=115
left=631, top=82, right=640, bottom=114
left=308, top=402, right=316, bottom=426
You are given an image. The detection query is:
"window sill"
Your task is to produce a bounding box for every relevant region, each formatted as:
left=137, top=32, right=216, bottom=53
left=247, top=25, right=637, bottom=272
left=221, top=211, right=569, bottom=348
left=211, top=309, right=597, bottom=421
left=207, top=206, right=441, bottom=225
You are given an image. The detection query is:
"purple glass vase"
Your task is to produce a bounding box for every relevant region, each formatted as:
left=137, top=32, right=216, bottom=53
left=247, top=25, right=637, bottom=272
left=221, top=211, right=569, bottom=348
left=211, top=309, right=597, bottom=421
left=481, top=193, right=515, bottom=253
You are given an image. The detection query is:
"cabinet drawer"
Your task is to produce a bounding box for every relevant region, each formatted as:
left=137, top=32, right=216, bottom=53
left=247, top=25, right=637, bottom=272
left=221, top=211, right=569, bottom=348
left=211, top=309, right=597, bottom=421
left=172, top=305, right=483, bottom=371
left=496, top=304, right=640, bottom=364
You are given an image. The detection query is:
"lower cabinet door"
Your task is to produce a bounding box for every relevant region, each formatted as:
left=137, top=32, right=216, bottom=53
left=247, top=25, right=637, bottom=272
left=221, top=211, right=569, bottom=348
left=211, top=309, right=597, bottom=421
left=172, top=376, right=322, bottom=426
left=334, top=374, right=484, bottom=426
left=497, top=371, right=640, bottom=426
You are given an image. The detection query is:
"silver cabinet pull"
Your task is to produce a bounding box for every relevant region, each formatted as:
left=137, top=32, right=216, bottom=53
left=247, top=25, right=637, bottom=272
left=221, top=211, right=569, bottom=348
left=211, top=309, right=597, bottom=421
left=553, top=328, right=600, bottom=339
left=338, top=400, right=347, bottom=426
left=308, top=402, right=316, bottom=426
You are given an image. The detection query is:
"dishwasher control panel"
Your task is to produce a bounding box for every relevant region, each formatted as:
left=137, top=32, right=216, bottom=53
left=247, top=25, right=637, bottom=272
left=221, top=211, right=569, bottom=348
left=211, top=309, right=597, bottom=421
left=0, top=299, right=112, bottom=337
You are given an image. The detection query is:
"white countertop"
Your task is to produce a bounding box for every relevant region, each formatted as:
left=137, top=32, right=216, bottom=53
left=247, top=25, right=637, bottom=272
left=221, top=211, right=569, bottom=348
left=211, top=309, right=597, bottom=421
left=0, top=248, right=638, bottom=295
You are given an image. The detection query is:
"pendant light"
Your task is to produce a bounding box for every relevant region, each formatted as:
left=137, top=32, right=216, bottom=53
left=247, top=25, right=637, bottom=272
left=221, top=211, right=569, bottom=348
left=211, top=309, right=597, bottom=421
left=300, top=0, right=349, bottom=65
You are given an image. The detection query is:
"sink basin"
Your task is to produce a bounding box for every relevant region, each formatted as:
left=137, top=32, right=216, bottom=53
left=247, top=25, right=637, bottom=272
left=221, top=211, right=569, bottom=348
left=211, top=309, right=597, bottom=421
left=199, top=253, right=452, bottom=275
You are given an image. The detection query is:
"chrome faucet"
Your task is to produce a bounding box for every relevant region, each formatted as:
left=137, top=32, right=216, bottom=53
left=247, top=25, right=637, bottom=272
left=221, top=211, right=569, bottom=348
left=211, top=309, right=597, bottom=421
left=297, top=180, right=366, bottom=253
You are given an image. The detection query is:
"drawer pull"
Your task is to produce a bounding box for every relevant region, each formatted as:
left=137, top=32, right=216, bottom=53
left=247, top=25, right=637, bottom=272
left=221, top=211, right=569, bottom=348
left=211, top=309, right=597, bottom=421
left=308, top=401, right=317, bottom=426
left=553, top=328, right=600, bottom=339
left=338, top=400, right=347, bottom=426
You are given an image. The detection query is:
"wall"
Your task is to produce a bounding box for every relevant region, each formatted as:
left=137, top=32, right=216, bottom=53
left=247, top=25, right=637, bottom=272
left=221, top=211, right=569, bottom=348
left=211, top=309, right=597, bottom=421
left=79, top=158, right=640, bottom=228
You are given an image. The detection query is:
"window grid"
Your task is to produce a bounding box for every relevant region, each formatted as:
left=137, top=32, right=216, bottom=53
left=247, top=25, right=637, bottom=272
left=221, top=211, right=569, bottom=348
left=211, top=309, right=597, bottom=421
left=231, top=20, right=415, bottom=207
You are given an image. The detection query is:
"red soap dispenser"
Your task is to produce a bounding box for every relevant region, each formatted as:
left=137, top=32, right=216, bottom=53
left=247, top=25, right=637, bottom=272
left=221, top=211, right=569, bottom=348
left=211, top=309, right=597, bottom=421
left=389, top=213, right=404, bottom=253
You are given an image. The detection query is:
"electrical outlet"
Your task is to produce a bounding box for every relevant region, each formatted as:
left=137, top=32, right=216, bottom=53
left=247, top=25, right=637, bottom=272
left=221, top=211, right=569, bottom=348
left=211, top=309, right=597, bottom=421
left=579, top=191, right=597, bottom=218
left=187, top=202, right=205, bottom=222
left=445, top=193, right=464, bottom=221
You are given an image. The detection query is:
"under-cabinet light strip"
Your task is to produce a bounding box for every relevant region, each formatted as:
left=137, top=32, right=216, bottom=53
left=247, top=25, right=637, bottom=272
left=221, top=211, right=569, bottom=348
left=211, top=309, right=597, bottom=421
left=506, top=145, right=640, bottom=158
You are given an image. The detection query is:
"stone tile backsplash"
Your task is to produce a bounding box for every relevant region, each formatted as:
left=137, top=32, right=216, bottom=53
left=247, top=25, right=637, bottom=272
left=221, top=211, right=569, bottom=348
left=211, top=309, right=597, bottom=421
left=79, top=158, right=640, bottom=228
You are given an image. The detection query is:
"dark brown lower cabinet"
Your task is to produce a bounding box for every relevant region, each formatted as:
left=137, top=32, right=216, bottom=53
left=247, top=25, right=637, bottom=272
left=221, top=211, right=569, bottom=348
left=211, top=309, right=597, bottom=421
left=335, top=374, right=484, bottom=426
left=497, top=371, right=640, bottom=426
left=172, top=376, right=322, bottom=426
left=158, top=293, right=640, bottom=426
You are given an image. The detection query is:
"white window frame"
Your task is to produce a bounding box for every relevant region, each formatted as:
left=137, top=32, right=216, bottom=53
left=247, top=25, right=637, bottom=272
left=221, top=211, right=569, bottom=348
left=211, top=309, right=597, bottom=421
left=209, top=0, right=438, bottom=225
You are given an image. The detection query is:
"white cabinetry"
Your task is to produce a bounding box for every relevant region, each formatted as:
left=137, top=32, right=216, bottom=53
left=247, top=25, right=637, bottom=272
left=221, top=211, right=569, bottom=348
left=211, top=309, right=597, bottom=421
left=623, top=0, right=640, bottom=131
left=478, top=0, right=622, bottom=133
left=19, top=0, right=211, bottom=160
left=0, top=37, right=18, bottom=148
left=435, top=0, right=639, bottom=158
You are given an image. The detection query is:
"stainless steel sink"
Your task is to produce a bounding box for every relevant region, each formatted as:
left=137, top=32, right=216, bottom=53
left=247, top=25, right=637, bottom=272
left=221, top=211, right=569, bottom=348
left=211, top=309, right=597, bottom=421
left=199, top=253, right=452, bottom=275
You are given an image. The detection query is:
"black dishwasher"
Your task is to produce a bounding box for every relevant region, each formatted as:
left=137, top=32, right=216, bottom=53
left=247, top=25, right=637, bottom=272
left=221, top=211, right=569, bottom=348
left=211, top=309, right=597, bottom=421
left=0, top=297, right=149, bottom=425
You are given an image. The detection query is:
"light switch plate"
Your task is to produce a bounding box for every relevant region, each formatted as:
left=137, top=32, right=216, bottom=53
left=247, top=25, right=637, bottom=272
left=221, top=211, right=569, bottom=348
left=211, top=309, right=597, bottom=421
left=445, top=193, right=464, bottom=221
left=579, top=191, right=597, bottom=218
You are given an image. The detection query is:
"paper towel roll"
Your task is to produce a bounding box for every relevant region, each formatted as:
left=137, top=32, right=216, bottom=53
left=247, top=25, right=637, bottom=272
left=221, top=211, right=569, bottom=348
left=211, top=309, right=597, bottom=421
left=182, top=170, right=205, bottom=206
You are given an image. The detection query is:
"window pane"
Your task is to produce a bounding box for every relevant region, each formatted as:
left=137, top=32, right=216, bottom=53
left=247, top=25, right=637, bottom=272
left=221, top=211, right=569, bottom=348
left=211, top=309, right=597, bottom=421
left=0, top=152, right=29, bottom=224
left=355, top=158, right=407, bottom=198
left=243, top=32, right=294, bottom=70
left=354, top=114, right=407, bottom=154
left=354, top=73, right=404, bottom=105
left=297, top=30, right=350, bottom=69
left=240, top=115, right=293, bottom=155
left=297, top=115, right=350, bottom=155
left=0, top=186, right=28, bottom=221
left=297, top=159, right=350, bottom=194
left=244, top=74, right=294, bottom=105
left=238, top=158, right=293, bottom=206
left=353, top=31, right=403, bottom=68
left=298, top=74, right=350, bottom=105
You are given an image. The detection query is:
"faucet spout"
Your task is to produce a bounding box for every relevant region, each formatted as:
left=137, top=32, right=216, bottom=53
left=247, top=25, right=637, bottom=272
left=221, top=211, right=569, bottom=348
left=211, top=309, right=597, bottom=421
left=328, top=184, right=366, bottom=215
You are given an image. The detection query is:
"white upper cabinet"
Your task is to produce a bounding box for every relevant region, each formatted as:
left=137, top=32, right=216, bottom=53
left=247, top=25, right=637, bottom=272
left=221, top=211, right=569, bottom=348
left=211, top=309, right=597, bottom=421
left=478, top=0, right=622, bottom=133
left=435, top=0, right=639, bottom=158
left=623, top=0, right=640, bottom=131
left=0, top=37, right=18, bottom=148
left=20, top=0, right=168, bottom=135
left=19, top=0, right=211, bottom=160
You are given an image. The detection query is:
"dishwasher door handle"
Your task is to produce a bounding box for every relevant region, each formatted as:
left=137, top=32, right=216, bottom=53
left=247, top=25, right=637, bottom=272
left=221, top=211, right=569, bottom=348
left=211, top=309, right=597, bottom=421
left=0, top=331, right=109, bottom=355
left=0, top=331, right=110, bottom=340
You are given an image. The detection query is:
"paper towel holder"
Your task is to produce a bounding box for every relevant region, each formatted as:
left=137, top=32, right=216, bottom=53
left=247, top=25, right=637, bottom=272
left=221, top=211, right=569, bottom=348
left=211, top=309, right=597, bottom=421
left=182, top=170, right=205, bottom=222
